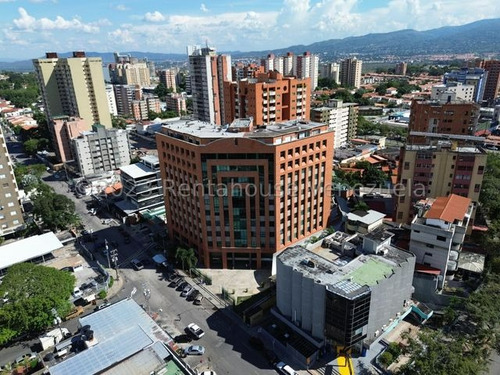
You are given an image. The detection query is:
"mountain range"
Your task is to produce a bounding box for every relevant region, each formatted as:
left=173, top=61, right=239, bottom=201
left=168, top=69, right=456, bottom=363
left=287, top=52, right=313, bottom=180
left=1, top=18, right=499, bottom=71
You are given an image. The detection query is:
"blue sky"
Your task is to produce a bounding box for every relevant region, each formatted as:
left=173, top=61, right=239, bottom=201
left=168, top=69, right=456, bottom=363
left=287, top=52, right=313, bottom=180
left=1, top=0, right=499, bottom=60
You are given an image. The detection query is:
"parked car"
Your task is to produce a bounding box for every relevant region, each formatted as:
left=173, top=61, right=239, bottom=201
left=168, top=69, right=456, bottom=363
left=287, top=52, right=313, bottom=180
left=187, top=289, right=200, bottom=302
left=168, top=272, right=179, bottom=282
left=194, top=294, right=204, bottom=305
left=15, top=352, right=37, bottom=364
left=170, top=277, right=183, bottom=288
left=181, top=285, right=193, bottom=297
left=94, top=302, right=111, bottom=311
left=176, top=281, right=188, bottom=291
left=198, top=372, right=217, bottom=375
left=60, top=266, right=73, bottom=273
left=184, top=345, right=205, bottom=356
left=131, top=259, right=144, bottom=271
left=275, top=361, right=299, bottom=375
left=72, top=287, right=83, bottom=299
left=186, top=323, right=205, bottom=339
left=174, top=334, right=192, bottom=343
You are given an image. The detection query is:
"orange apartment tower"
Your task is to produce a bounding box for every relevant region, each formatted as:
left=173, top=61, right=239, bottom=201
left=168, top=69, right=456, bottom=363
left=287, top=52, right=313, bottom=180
left=156, top=118, right=334, bottom=269
left=223, top=71, right=310, bottom=126
left=407, top=99, right=479, bottom=144
left=483, top=60, right=500, bottom=103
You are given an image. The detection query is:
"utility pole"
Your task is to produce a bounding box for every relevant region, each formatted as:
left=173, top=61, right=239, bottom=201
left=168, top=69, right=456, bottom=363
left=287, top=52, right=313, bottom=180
left=105, top=239, right=111, bottom=268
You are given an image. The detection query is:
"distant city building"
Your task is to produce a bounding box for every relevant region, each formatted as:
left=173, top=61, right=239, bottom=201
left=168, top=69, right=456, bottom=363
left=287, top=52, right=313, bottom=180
left=395, top=62, right=408, bottom=75
left=105, top=84, right=118, bottom=116
left=0, top=127, right=24, bottom=236
left=276, top=231, right=415, bottom=353
left=430, top=82, right=475, bottom=102
left=113, top=85, right=141, bottom=116
left=146, top=96, right=161, bottom=114
left=131, top=100, right=148, bottom=121
left=188, top=46, right=231, bottom=125
left=293, top=52, right=319, bottom=92
left=165, top=93, right=187, bottom=115
left=482, top=60, right=500, bottom=104
left=320, top=62, right=340, bottom=83
left=310, top=99, right=358, bottom=148
left=395, top=143, right=486, bottom=224
left=109, top=52, right=151, bottom=87
left=232, top=63, right=264, bottom=81
left=443, top=67, right=488, bottom=103
left=340, top=58, right=362, bottom=88
left=410, top=194, right=472, bottom=290
left=159, top=69, right=178, bottom=92
left=33, top=52, right=112, bottom=128
left=72, top=124, right=131, bottom=176
left=223, top=71, right=310, bottom=126
left=51, top=116, right=89, bottom=163
left=156, top=118, right=334, bottom=269
left=407, top=99, right=479, bottom=144
left=118, top=155, right=163, bottom=215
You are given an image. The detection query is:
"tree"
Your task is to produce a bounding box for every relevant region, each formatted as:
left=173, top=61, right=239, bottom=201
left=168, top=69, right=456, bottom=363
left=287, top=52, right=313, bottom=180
left=31, top=184, right=80, bottom=231
left=23, top=139, right=39, bottom=156
left=175, top=247, right=198, bottom=275
left=354, top=201, right=370, bottom=211
left=112, top=115, right=128, bottom=129
left=0, top=263, right=75, bottom=345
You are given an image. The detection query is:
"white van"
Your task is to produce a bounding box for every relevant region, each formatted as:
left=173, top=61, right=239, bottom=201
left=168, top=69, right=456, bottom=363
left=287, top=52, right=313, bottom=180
left=276, top=361, right=298, bottom=375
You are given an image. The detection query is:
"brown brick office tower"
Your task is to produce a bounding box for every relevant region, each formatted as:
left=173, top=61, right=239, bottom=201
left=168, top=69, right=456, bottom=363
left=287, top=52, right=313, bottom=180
left=156, top=119, right=334, bottom=269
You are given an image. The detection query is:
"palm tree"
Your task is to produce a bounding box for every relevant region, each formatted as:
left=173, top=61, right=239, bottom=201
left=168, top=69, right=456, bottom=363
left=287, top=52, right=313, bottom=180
left=175, top=247, right=198, bottom=276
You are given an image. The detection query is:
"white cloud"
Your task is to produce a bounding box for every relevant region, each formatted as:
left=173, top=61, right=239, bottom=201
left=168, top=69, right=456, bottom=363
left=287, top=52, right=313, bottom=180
left=13, top=7, right=99, bottom=33
left=200, top=3, right=209, bottom=13
left=143, top=11, right=166, bottom=23
left=115, top=4, right=129, bottom=11
left=0, top=0, right=16, bottom=3
left=108, top=28, right=135, bottom=45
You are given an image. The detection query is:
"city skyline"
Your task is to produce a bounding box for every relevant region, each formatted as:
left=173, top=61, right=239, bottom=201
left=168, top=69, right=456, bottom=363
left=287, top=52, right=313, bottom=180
left=1, top=0, right=500, bottom=60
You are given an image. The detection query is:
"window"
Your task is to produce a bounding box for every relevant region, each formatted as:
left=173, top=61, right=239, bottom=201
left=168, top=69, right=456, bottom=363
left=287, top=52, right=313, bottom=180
left=5, top=193, right=11, bottom=198
left=10, top=211, right=16, bottom=216
left=7, top=202, right=14, bottom=207
left=436, top=235, right=446, bottom=241
left=424, top=252, right=433, bottom=257
left=478, top=166, right=484, bottom=174
left=0, top=174, right=5, bottom=179
left=426, top=244, right=434, bottom=248
left=404, top=162, right=410, bottom=170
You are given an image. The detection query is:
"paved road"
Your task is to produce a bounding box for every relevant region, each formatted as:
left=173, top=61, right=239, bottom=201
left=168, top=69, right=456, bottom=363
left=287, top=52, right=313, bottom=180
left=109, top=264, right=275, bottom=375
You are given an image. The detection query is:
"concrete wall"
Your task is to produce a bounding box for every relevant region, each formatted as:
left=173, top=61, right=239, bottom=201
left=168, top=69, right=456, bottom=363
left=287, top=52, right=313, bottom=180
left=276, top=258, right=326, bottom=340
left=366, top=254, right=415, bottom=340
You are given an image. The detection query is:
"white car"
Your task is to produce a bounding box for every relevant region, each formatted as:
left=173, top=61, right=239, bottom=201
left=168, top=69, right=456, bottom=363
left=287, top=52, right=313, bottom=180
left=276, top=361, right=299, bottom=375
left=184, top=345, right=205, bottom=355
left=198, top=372, right=217, bottom=375
left=15, top=352, right=37, bottom=364
left=72, top=287, right=83, bottom=299
left=186, top=323, right=205, bottom=339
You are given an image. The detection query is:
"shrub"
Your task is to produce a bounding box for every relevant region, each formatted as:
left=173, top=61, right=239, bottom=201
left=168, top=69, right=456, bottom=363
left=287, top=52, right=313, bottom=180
left=98, top=290, right=107, bottom=299
left=108, top=276, right=114, bottom=288
left=379, top=351, right=394, bottom=366
left=387, top=342, right=401, bottom=357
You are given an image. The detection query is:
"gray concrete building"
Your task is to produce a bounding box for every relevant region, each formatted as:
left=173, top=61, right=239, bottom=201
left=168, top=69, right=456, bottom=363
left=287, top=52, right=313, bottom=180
left=72, top=125, right=131, bottom=176
left=276, top=228, right=415, bottom=352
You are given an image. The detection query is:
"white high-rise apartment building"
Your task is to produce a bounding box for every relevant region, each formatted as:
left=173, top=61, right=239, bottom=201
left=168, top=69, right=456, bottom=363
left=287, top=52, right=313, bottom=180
left=105, top=84, right=118, bottom=116
left=320, top=63, right=340, bottom=83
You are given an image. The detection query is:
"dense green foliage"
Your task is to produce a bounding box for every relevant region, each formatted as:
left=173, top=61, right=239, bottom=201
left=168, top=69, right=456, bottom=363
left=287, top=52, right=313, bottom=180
left=0, top=72, right=39, bottom=108
left=331, top=89, right=371, bottom=105
left=375, top=80, right=421, bottom=97
left=357, top=115, right=407, bottom=138
left=111, top=115, right=128, bottom=129
left=335, top=160, right=388, bottom=188
left=317, top=77, right=338, bottom=89
left=148, top=110, right=180, bottom=120
left=153, top=83, right=174, bottom=100
left=31, top=183, right=80, bottom=231
left=14, top=163, right=47, bottom=189
left=0, top=263, right=75, bottom=345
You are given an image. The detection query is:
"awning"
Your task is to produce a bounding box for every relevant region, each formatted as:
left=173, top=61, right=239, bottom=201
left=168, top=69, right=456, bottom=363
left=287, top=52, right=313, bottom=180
left=415, top=263, right=441, bottom=275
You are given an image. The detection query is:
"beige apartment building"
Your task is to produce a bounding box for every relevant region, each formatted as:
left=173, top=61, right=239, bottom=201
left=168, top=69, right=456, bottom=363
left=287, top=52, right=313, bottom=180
left=340, top=58, right=362, bottom=88
left=33, top=52, right=112, bottom=128
left=156, top=118, right=334, bottom=269
left=0, top=127, right=24, bottom=236
left=395, top=143, right=486, bottom=224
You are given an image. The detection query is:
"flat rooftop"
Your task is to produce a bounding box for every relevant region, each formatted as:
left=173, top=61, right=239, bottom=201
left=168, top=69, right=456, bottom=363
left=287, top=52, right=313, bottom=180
left=160, top=119, right=326, bottom=140
left=347, top=210, right=386, bottom=225
left=278, top=243, right=412, bottom=299
left=119, top=161, right=156, bottom=179
left=0, top=232, right=63, bottom=271
left=405, top=143, right=485, bottom=153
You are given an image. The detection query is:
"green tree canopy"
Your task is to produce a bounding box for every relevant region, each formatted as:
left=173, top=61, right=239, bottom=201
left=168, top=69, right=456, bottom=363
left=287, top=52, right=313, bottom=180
left=31, top=184, right=80, bottom=231
left=0, top=263, right=75, bottom=345
left=175, top=247, right=198, bottom=275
